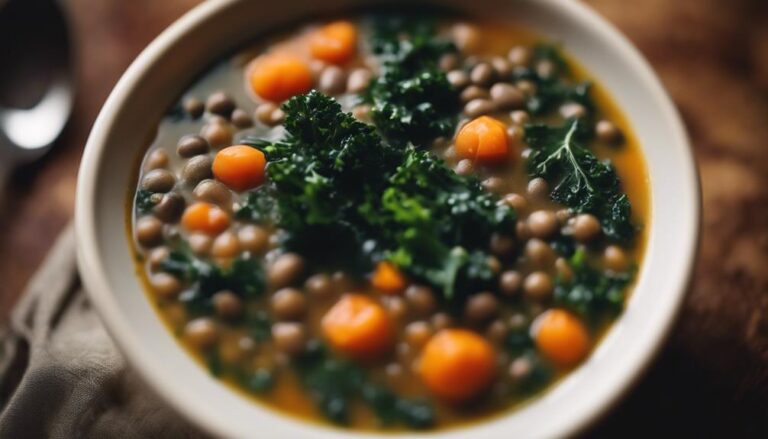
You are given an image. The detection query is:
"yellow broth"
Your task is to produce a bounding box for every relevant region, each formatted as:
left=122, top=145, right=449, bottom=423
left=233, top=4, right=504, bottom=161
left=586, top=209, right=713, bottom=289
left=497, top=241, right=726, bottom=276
left=128, top=16, right=649, bottom=431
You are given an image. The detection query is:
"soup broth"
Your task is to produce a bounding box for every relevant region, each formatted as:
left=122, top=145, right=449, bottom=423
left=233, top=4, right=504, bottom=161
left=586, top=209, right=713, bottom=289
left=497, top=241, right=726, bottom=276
left=130, top=14, right=649, bottom=431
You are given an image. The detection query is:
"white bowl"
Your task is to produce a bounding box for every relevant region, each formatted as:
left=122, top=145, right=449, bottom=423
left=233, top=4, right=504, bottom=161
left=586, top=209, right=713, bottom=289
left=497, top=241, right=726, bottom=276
left=75, top=0, right=699, bottom=437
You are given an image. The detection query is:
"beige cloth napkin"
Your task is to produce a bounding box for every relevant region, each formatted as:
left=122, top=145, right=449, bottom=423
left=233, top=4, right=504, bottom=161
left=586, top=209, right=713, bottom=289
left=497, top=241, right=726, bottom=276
left=0, top=225, right=203, bottom=439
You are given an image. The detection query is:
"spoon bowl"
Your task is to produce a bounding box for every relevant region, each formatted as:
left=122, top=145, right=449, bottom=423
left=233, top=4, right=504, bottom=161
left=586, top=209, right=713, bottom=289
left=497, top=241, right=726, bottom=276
left=0, top=0, right=73, bottom=183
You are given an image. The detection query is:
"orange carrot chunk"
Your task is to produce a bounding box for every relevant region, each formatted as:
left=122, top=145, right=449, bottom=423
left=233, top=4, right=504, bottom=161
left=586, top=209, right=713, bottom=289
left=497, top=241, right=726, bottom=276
left=533, top=309, right=590, bottom=367
left=248, top=54, right=313, bottom=102
left=321, top=294, right=393, bottom=359
left=309, top=21, right=358, bottom=64
left=419, top=329, right=496, bottom=402
left=181, top=202, right=230, bottom=235
left=455, top=116, right=510, bottom=164
left=371, top=261, right=407, bottom=294
left=213, top=145, right=267, bottom=191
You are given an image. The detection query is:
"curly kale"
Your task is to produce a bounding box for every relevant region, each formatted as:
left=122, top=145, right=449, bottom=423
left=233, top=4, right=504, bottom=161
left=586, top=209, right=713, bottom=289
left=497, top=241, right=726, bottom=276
left=135, top=189, right=157, bottom=214
left=295, top=343, right=435, bottom=427
left=525, top=120, right=635, bottom=242
left=510, top=43, right=595, bottom=116
left=240, top=91, right=514, bottom=301
left=555, top=249, right=632, bottom=318
left=161, top=250, right=265, bottom=315
left=363, top=15, right=460, bottom=146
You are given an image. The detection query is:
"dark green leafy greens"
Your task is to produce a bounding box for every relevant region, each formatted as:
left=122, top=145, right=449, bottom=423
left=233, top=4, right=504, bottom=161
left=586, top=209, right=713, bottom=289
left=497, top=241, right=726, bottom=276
left=503, top=327, right=553, bottom=394
left=363, top=15, right=459, bottom=146
left=135, top=189, right=157, bottom=214
left=161, top=249, right=265, bottom=315
left=512, top=43, right=595, bottom=116
left=240, top=91, right=515, bottom=301
left=295, top=343, right=434, bottom=427
left=525, top=120, right=635, bottom=242
left=555, top=248, right=632, bottom=318
left=362, top=149, right=514, bottom=301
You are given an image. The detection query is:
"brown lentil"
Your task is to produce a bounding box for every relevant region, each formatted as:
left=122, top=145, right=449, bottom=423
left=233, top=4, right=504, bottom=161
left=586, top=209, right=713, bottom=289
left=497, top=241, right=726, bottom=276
left=526, top=177, right=549, bottom=200
left=188, top=233, right=212, bottom=256
left=499, top=270, right=523, bottom=296
left=596, top=119, right=623, bottom=144
left=404, top=321, right=433, bottom=348
left=200, top=120, right=233, bottom=149
left=470, top=62, right=494, bottom=86
left=460, top=85, right=489, bottom=103
left=272, top=322, right=306, bottom=356
left=193, top=179, right=232, bottom=208
left=527, top=210, right=559, bottom=239
left=572, top=213, right=602, bottom=242
left=304, top=273, right=334, bottom=298
left=205, top=91, right=236, bottom=117
left=489, top=83, right=525, bottom=109
left=184, top=318, right=218, bottom=349
left=212, top=290, right=243, bottom=319
left=525, top=238, right=555, bottom=267
left=150, top=272, right=181, bottom=299
left=318, top=65, right=346, bottom=95
left=464, top=98, right=496, bottom=117
left=136, top=216, right=163, bottom=247
left=237, top=224, right=269, bottom=254
left=230, top=108, right=253, bottom=128
left=183, top=97, right=204, bottom=118
left=523, top=271, right=553, bottom=300
left=447, top=70, right=470, bottom=88
left=503, top=193, right=528, bottom=213
left=604, top=245, right=628, bottom=271
left=508, top=46, right=531, bottom=67
left=141, top=169, right=175, bottom=193
left=152, top=192, right=185, bottom=223
left=464, top=292, right=499, bottom=324
left=346, top=68, right=372, bottom=93
left=144, top=150, right=169, bottom=171
left=176, top=135, right=209, bottom=158
left=268, top=253, right=305, bottom=288
left=212, top=231, right=240, bottom=258
left=404, top=285, right=437, bottom=316
left=181, top=155, right=213, bottom=186
left=271, top=288, right=307, bottom=321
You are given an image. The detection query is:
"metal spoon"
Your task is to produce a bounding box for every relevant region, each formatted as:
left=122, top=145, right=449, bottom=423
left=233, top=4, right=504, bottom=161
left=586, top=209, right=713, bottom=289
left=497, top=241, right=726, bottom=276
left=0, top=0, right=74, bottom=190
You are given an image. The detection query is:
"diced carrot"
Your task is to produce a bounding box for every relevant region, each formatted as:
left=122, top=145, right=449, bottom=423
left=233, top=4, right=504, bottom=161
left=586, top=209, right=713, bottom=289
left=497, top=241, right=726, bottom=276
left=533, top=309, right=590, bottom=367
left=455, top=116, right=510, bottom=164
left=309, top=21, right=357, bottom=64
left=212, top=145, right=267, bottom=191
left=419, top=329, right=496, bottom=402
left=181, top=202, right=230, bottom=235
left=371, top=261, right=407, bottom=294
left=321, top=294, right=393, bottom=359
left=248, top=54, right=313, bottom=102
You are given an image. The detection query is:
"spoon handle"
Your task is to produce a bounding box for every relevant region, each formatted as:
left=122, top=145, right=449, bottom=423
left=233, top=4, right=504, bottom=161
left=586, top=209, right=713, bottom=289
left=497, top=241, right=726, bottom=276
left=0, top=159, right=9, bottom=207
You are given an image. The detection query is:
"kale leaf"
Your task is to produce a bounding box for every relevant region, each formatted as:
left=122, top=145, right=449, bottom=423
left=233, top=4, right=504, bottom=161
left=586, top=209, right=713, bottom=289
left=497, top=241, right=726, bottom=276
left=236, top=185, right=278, bottom=224
left=135, top=189, right=157, bottom=214
left=555, top=249, right=632, bottom=318
left=512, top=43, right=594, bottom=116
left=364, top=15, right=460, bottom=146
left=361, top=149, right=515, bottom=301
left=241, top=91, right=514, bottom=301
left=525, top=120, right=635, bottom=242
left=161, top=249, right=265, bottom=314
left=295, top=343, right=434, bottom=427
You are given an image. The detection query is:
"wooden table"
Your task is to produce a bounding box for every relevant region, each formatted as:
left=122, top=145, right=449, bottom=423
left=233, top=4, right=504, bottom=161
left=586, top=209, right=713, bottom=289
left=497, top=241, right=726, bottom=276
left=1, top=0, right=766, bottom=435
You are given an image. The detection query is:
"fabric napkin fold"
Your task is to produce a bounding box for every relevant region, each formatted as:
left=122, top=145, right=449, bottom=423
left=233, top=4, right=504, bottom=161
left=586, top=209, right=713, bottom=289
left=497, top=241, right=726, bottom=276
left=0, top=225, right=203, bottom=439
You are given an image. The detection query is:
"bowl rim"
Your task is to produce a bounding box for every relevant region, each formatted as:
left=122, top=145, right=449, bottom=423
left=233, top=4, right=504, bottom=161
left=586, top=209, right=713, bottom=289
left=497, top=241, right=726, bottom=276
left=75, top=0, right=700, bottom=437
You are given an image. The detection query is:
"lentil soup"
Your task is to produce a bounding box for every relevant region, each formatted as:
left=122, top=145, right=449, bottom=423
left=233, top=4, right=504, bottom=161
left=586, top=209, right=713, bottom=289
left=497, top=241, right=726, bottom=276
left=130, top=14, right=649, bottom=431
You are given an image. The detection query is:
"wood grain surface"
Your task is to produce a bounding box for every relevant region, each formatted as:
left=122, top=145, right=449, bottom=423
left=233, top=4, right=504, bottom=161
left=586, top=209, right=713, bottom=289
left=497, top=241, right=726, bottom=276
left=0, top=0, right=765, bottom=435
